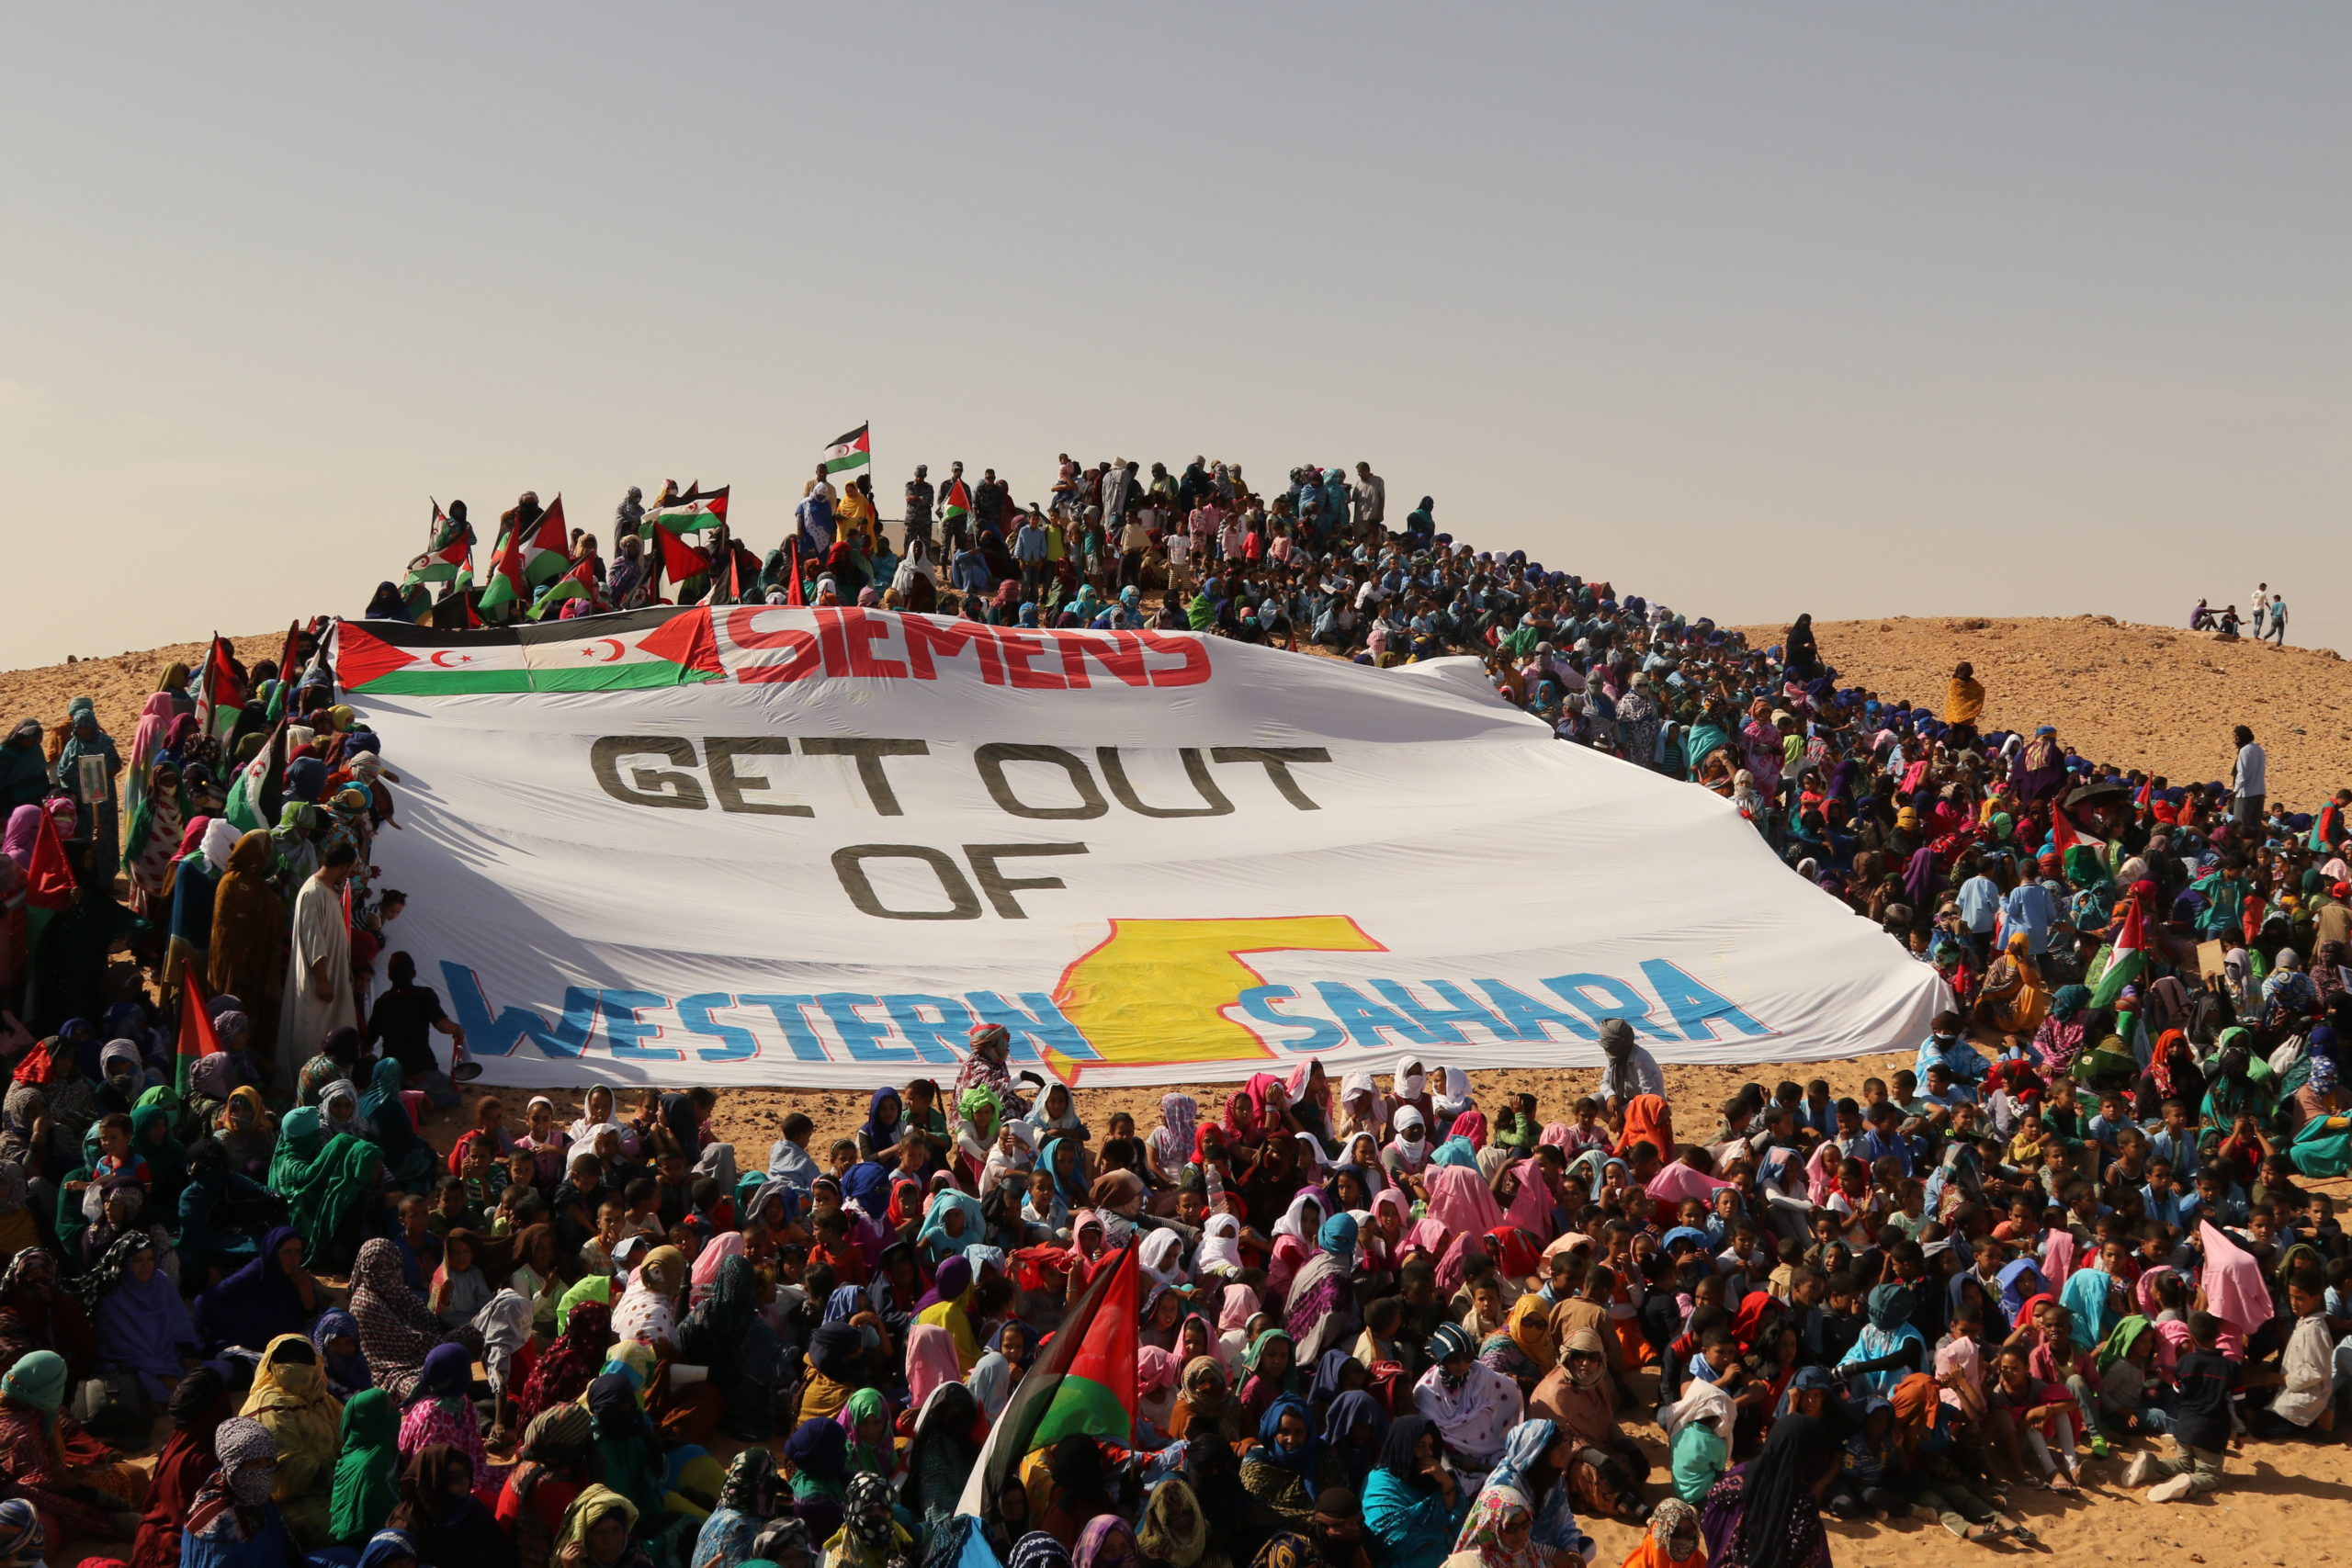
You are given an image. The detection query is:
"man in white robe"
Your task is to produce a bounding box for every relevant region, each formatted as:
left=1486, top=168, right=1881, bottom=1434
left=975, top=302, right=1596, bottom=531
left=277, top=842, right=359, bottom=1086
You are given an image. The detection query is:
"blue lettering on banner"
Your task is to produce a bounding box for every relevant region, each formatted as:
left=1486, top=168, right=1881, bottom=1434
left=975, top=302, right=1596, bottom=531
left=1541, top=972, right=1679, bottom=1043
left=882, top=995, right=975, bottom=1065
left=1236, top=985, right=1346, bottom=1053
left=1640, top=959, right=1774, bottom=1041
left=817, top=993, right=917, bottom=1064
left=675, top=994, right=761, bottom=1061
left=738, top=995, right=834, bottom=1061
left=1372, top=979, right=1510, bottom=1045
left=430, top=963, right=1770, bottom=1073
left=1312, top=982, right=1445, bottom=1049
left=440, top=964, right=599, bottom=1058
left=599, top=990, right=680, bottom=1061
left=967, top=991, right=1099, bottom=1063
left=1474, top=980, right=1600, bottom=1042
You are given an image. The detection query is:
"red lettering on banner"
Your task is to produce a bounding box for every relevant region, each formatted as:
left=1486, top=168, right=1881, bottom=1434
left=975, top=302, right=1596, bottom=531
left=722, top=610, right=1204, bottom=690
left=839, top=609, right=909, bottom=679
left=816, top=610, right=852, bottom=676
left=724, top=607, right=822, bottom=682
left=903, top=617, right=1005, bottom=684
left=993, top=629, right=1065, bottom=689
left=1058, top=632, right=1151, bottom=688
left=1140, top=631, right=1211, bottom=687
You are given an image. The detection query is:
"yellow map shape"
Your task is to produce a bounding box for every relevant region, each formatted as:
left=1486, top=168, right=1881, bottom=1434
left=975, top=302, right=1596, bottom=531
left=1047, top=916, right=1386, bottom=1084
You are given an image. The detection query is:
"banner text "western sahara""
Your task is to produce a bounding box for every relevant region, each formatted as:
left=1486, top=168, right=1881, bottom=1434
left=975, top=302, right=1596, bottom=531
left=725, top=607, right=1209, bottom=689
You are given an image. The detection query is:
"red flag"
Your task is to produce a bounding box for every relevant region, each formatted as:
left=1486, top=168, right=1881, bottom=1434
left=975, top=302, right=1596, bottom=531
left=193, top=635, right=247, bottom=741
left=654, top=526, right=706, bottom=587
left=25, top=812, right=74, bottom=914
left=2049, top=808, right=2081, bottom=858
left=786, top=540, right=806, bottom=607
left=725, top=545, right=742, bottom=603
left=176, top=972, right=221, bottom=1097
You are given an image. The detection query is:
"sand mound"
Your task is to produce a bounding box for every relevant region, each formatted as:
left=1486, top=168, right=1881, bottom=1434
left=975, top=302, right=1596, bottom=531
left=1738, top=615, right=2350, bottom=807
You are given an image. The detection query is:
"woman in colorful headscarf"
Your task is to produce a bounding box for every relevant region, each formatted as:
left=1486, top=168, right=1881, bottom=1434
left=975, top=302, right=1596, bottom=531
left=692, top=1447, right=784, bottom=1568
left=550, top=1484, right=651, bottom=1568
left=1362, top=1414, right=1468, bottom=1568
left=181, top=1416, right=294, bottom=1568
left=495, top=1403, right=595, bottom=1568
left=51, top=698, right=121, bottom=883
left=329, top=1387, right=401, bottom=1548
left=1136, top=1476, right=1207, bottom=1568
left=87, top=1231, right=196, bottom=1399
left=350, top=1237, right=467, bottom=1402
left=122, top=762, right=187, bottom=919
left=1239, top=1391, right=1329, bottom=1526
left=1413, top=1323, right=1523, bottom=1480
left=131, top=1364, right=230, bottom=1568
left=0, top=1347, right=145, bottom=1542
left=586, top=1371, right=666, bottom=1529
left=1075, top=1512, right=1141, bottom=1568
left=1975, top=931, right=2051, bottom=1036
left=356, top=1057, right=435, bottom=1190
left=386, top=1443, right=502, bottom=1568
left=1525, top=1329, right=1648, bottom=1522
left=271, top=1110, right=379, bottom=1272
left=0, top=1249, right=95, bottom=1381
left=238, top=1331, right=343, bottom=1546
left=1619, top=1496, right=1703, bottom=1568
left=396, top=1342, right=494, bottom=1502
left=1439, top=1482, right=1546, bottom=1568
left=1283, top=1212, right=1360, bottom=1364
left=825, top=1470, right=910, bottom=1568
left=1698, top=1410, right=1840, bottom=1568
left=612, top=1243, right=686, bottom=1351
left=901, top=1381, right=983, bottom=1536
left=205, top=830, right=285, bottom=1055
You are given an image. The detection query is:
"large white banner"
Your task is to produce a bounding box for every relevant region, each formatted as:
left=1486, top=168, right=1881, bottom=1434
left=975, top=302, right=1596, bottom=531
left=334, top=607, right=1946, bottom=1090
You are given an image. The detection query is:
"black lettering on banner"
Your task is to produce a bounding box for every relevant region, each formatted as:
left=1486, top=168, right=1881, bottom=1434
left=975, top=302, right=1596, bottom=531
left=1096, top=747, right=1234, bottom=818
left=973, top=742, right=1109, bottom=819
left=591, top=736, right=708, bottom=810
left=800, top=738, right=931, bottom=816
left=831, top=845, right=984, bottom=920
left=704, top=737, right=809, bottom=816
left=963, top=842, right=1090, bottom=919
left=1208, top=746, right=1334, bottom=810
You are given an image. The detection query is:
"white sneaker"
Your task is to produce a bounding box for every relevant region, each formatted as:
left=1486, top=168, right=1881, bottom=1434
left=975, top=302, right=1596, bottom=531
left=2123, top=1451, right=2160, bottom=1488
left=2146, top=1473, right=2195, bottom=1503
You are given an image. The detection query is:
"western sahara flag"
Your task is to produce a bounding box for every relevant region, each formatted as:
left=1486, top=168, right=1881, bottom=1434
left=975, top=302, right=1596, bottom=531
left=224, top=722, right=283, bottom=833
left=333, top=608, right=724, bottom=694
left=192, top=635, right=247, bottom=743
left=942, top=476, right=972, bottom=522
left=403, top=502, right=469, bottom=588
left=645, top=486, right=730, bottom=534
left=956, top=1242, right=1136, bottom=1518
left=2088, top=897, right=2147, bottom=1008
left=821, top=423, right=870, bottom=475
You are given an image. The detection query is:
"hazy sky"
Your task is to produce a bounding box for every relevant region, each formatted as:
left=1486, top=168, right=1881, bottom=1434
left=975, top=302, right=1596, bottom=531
left=5, top=6, right=2346, bottom=667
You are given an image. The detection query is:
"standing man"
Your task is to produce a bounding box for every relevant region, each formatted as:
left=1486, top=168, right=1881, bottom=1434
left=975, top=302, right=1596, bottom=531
left=2266, top=593, right=2289, bottom=647
left=2232, top=725, right=2267, bottom=828
left=1354, top=465, right=1383, bottom=540
left=1102, top=458, right=1136, bottom=534
left=941, top=461, right=968, bottom=552
left=1012, top=509, right=1049, bottom=601
left=904, top=465, right=935, bottom=549
left=279, top=843, right=361, bottom=1087
left=2249, top=582, right=2268, bottom=639
left=975, top=468, right=1011, bottom=539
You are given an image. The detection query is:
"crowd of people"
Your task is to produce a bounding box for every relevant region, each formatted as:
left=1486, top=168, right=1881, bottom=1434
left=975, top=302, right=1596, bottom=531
left=0, top=450, right=2338, bottom=1568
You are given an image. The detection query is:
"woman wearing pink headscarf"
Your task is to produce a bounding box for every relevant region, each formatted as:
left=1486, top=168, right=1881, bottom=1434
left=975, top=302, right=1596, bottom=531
left=689, top=1232, right=743, bottom=1308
